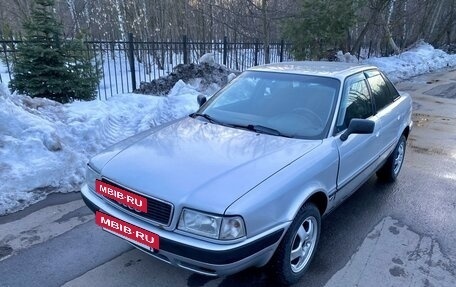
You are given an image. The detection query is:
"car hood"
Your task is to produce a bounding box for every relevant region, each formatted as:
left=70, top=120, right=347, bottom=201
left=92, top=117, right=321, bottom=214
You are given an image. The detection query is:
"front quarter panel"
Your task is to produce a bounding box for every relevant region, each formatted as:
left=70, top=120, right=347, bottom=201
left=225, top=139, right=338, bottom=238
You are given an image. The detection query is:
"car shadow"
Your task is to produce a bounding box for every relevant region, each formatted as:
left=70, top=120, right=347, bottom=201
left=187, top=267, right=281, bottom=287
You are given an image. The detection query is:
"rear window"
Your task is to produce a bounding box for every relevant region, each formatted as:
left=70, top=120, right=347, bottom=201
left=382, top=73, right=400, bottom=100
left=367, top=74, right=394, bottom=111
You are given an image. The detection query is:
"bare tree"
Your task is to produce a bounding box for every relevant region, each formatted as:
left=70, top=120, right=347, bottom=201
left=385, top=0, right=400, bottom=54
left=0, top=0, right=453, bottom=58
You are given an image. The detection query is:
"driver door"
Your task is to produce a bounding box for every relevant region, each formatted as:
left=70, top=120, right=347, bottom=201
left=334, top=73, right=382, bottom=205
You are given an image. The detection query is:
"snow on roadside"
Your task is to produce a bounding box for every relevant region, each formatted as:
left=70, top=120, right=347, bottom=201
left=0, top=80, right=200, bottom=215
left=365, top=42, right=456, bottom=82
left=337, top=42, right=456, bottom=82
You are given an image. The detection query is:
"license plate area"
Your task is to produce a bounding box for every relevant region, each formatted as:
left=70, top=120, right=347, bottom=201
left=96, top=211, right=159, bottom=250
left=95, top=180, right=148, bottom=213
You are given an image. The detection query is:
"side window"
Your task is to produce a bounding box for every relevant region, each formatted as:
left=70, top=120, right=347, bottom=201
left=382, top=73, right=400, bottom=100
left=367, top=74, right=393, bottom=111
left=336, top=78, right=373, bottom=133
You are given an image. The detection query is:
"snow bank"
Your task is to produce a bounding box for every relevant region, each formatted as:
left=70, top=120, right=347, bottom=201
left=0, top=63, right=9, bottom=85
left=0, top=81, right=201, bottom=215
left=338, top=42, right=456, bottom=83
left=365, top=42, right=456, bottom=82
left=136, top=62, right=235, bottom=96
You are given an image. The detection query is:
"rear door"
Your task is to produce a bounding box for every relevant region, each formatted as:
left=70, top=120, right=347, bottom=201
left=334, top=72, right=382, bottom=204
left=365, top=70, right=402, bottom=162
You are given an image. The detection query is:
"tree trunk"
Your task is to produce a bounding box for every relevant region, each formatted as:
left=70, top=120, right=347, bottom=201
left=261, top=0, right=270, bottom=64
left=351, top=20, right=371, bottom=54
left=114, top=0, right=126, bottom=40
left=66, top=0, right=78, bottom=35
left=428, top=0, right=444, bottom=39
left=402, top=0, right=407, bottom=45
left=385, top=0, right=400, bottom=54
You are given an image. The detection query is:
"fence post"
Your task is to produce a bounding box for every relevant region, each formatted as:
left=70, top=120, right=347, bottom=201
left=223, top=36, right=228, bottom=65
left=128, top=33, right=136, bottom=91
left=280, top=39, right=284, bottom=62
left=183, top=35, right=188, bottom=64
left=254, top=40, right=259, bottom=66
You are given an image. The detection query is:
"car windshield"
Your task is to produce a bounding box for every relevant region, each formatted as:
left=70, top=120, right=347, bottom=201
left=198, top=71, right=340, bottom=139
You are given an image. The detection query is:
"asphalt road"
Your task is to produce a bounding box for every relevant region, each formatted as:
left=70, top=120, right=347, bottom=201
left=1, top=68, right=456, bottom=287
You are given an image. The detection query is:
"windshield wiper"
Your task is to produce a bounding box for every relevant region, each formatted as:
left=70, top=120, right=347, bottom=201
left=191, top=113, right=226, bottom=126
left=192, top=113, right=215, bottom=123
left=232, top=123, right=294, bottom=138
left=192, top=114, right=294, bottom=138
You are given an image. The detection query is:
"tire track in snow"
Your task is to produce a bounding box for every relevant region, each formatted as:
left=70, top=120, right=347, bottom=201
left=99, top=114, right=136, bottom=146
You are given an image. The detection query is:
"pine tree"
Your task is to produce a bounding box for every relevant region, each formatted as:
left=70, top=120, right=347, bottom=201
left=9, top=0, right=99, bottom=103
left=62, top=34, right=101, bottom=102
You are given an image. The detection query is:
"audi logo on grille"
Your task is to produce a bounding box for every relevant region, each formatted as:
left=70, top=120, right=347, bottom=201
left=117, top=201, right=143, bottom=213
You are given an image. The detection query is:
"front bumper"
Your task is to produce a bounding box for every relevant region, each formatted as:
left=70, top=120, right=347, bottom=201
left=81, top=185, right=286, bottom=276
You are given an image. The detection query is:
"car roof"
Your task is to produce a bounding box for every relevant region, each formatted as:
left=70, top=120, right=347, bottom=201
left=248, top=61, right=378, bottom=79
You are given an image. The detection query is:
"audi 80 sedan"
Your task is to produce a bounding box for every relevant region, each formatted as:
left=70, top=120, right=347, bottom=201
left=81, top=61, right=412, bottom=285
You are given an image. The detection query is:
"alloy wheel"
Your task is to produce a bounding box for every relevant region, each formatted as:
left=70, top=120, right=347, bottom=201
left=290, top=216, right=318, bottom=273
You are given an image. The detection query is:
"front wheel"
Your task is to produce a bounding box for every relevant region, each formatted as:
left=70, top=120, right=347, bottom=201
left=269, top=203, right=321, bottom=286
left=377, top=135, right=407, bottom=182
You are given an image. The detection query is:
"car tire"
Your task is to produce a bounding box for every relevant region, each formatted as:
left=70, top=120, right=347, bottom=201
left=268, top=203, right=321, bottom=286
left=376, top=135, right=407, bottom=182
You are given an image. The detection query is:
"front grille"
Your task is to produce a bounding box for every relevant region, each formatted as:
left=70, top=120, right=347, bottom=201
left=101, top=179, right=173, bottom=226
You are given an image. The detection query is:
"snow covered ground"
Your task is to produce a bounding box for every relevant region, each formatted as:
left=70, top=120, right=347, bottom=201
left=0, top=81, right=203, bottom=215
left=338, top=42, right=456, bottom=82
left=366, top=42, right=456, bottom=82
left=1, top=43, right=456, bottom=215
left=0, top=62, right=10, bottom=86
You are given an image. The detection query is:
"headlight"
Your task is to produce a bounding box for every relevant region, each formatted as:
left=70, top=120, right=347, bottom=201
left=178, top=209, right=246, bottom=240
left=85, top=164, right=101, bottom=191
left=178, top=209, right=222, bottom=239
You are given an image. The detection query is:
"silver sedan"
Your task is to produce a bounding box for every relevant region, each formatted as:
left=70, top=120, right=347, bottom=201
left=81, top=61, right=413, bottom=285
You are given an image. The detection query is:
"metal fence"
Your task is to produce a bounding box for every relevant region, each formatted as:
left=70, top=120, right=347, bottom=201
left=0, top=34, right=293, bottom=99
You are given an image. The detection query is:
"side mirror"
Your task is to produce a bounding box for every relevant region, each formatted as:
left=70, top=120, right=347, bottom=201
left=340, top=119, right=375, bottom=141
left=197, top=94, right=207, bottom=107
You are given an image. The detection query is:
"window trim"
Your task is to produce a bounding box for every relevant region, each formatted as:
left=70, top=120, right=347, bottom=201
left=333, top=72, right=374, bottom=135
left=380, top=72, right=401, bottom=101
left=364, top=69, right=401, bottom=114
